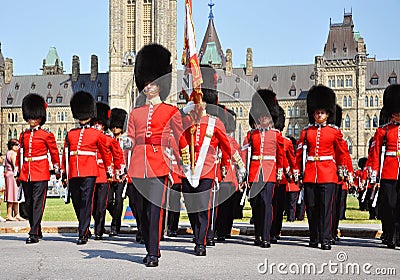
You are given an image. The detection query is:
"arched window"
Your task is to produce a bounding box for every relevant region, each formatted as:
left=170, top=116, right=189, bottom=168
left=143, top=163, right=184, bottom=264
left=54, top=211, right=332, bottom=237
left=64, top=112, right=68, bottom=121
left=57, top=112, right=61, bottom=122
left=295, top=106, right=299, bottom=117
left=61, top=112, right=64, bottom=122
left=238, top=124, right=242, bottom=145
left=345, top=115, right=350, bottom=129
left=47, top=112, right=51, bottom=121
left=346, top=138, right=353, bottom=155
left=13, top=129, right=17, bottom=139
left=365, top=96, right=369, bottom=107
left=348, top=96, right=352, bottom=107
left=343, top=96, right=347, bottom=107
left=8, top=113, right=11, bottom=123
left=287, top=123, right=293, bottom=136
left=373, top=115, right=378, bottom=128
left=57, top=128, right=62, bottom=141
left=370, top=97, right=373, bottom=107
left=294, top=123, right=299, bottom=138
left=374, top=96, right=379, bottom=107
left=11, top=113, right=14, bottom=122
left=239, top=107, right=243, bottom=117
left=287, top=107, right=292, bottom=117
left=365, top=115, right=371, bottom=128
left=8, top=129, right=12, bottom=139
left=15, top=114, right=18, bottom=122
left=63, top=128, right=67, bottom=138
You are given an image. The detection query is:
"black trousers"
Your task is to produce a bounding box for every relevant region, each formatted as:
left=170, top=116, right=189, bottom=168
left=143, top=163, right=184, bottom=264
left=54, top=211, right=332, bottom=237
left=69, top=176, right=96, bottom=238
left=271, top=183, right=286, bottom=238
left=126, top=182, right=143, bottom=239
left=215, top=182, right=236, bottom=238
left=21, top=181, right=48, bottom=237
left=133, top=177, right=167, bottom=257
left=295, top=190, right=306, bottom=220
left=107, top=181, right=124, bottom=233
left=286, top=191, right=298, bottom=222
left=379, top=179, right=400, bottom=244
left=304, top=183, right=335, bottom=245
left=93, top=183, right=110, bottom=236
left=182, top=178, right=214, bottom=246
left=339, top=189, right=348, bottom=220
left=249, top=182, right=275, bottom=242
left=331, top=184, right=342, bottom=238
left=167, top=183, right=182, bottom=232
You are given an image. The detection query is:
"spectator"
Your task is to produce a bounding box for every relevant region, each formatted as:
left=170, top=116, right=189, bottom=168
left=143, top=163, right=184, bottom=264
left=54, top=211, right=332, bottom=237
left=4, top=139, right=25, bottom=221
left=0, top=153, right=6, bottom=222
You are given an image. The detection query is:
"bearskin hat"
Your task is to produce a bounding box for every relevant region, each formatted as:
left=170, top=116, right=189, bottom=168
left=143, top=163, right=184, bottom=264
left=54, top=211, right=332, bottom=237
left=93, top=102, right=110, bottom=130
left=201, top=64, right=218, bottom=105
left=274, top=106, right=285, bottom=131
left=335, top=104, right=342, bottom=128
left=358, top=157, right=367, bottom=169
left=22, top=93, right=47, bottom=126
left=110, top=108, right=128, bottom=132
left=70, top=91, right=96, bottom=120
left=306, top=85, right=336, bottom=124
left=225, top=108, right=237, bottom=134
left=250, top=89, right=279, bottom=125
left=248, top=113, right=256, bottom=129
left=383, top=84, right=400, bottom=116
left=379, top=106, right=390, bottom=126
left=134, top=44, right=172, bottom=101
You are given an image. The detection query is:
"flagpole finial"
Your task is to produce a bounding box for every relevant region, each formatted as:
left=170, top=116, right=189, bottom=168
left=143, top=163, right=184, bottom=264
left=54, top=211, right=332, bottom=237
left=208, top=0, right=215, bottom=20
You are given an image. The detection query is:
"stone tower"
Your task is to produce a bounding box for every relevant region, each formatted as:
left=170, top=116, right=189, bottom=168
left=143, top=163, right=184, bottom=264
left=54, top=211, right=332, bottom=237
left=109, top=0, right=177, bottom=111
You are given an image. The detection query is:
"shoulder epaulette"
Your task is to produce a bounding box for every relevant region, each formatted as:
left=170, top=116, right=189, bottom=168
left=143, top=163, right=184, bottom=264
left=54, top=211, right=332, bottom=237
left=328, top=124, right=339, bottom=130
left=378, top=123, right=390, bottom=129
left=303, top=124, right=312, bottom=130
left=41, top=127, right=51, bottom=133
left=271, top=128, right=280, bottom=133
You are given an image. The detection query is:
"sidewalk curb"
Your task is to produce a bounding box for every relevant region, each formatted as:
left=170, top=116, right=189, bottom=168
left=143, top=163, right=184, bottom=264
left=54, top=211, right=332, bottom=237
left=0, top=222, right=383, bottom=239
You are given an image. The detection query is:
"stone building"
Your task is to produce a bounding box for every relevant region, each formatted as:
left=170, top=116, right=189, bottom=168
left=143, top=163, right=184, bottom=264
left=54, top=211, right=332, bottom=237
left=177, top=6, right=400, bottom=163
left=0, top=46, right=108, bottom=153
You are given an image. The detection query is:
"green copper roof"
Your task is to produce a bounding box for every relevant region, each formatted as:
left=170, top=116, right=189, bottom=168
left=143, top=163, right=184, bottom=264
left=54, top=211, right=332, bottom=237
left=45, top=46, right=62, bottom=66
left=200, top=42, right=222, bottom=65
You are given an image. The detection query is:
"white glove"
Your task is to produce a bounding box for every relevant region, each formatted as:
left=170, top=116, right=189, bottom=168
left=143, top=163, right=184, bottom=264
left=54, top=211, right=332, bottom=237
left=293, top=169, right=300, bottom=183
left=182, top=164, right=191, bottom=175
left=182, top=101, right=195, bottom=114
left=238, top=167, right=246, bottom=184
left=348, top=172, right=354, bottom=185
left=277, top=168, right=283, bottom=181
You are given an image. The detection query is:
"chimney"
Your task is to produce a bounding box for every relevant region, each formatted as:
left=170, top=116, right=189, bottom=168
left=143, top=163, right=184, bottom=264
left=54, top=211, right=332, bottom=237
left=245, top=48, right=253, bottom=76
left=72, top=55, right=80, bottom=82
left=225, top=49, right=232, bottom=76
left=5, top=58, right=13, bottom=84
left=90, top=54, right=98, bottom=81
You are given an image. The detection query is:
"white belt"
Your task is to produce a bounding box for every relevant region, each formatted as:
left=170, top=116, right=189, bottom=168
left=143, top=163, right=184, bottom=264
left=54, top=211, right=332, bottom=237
left=24, top=155, right=48, bottom=162
left=251, top=155, right=276, bottom=161
left=385, top=151, right=400, bottom=156
left=307, top=155, right=334, bottom=161
left=70, top=150, right=97, bottom=156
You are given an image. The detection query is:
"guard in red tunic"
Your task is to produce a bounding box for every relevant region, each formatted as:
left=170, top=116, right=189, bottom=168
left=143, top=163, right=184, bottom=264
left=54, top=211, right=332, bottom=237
left=242, top=89, right=284, bottom=248
left=62, top=91, right=113, bottom=245
left=127, top=44, right=190, bottom=267
left=15, top=93, right=60, bottom=244
left=294, top=85, right=348, bottom=250
left=369, top=84, right=400, bottom=249
left=92, top=102, right=123, bottom=240
left=285, top=136, right=300, bottom=222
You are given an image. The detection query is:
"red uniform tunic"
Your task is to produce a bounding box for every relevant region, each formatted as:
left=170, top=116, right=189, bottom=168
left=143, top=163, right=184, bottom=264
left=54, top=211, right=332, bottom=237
left=16, top=127, right=60, bottom=182
left=223, top=135, right=241, bottom=190
left=62, top=126, right=112, bottom=179
left=282, top=136, right=299, bottom=192
left=295, top=124, right=347, bottom=184
left=370, top=122, right=400, bottom=180
left=182, top=114, right=232, bottom=180
left=96, top=134, right=123, bottom=184
left=127, top=102, right=188, bottom=178
left=242, top=128, right=284, bottom=183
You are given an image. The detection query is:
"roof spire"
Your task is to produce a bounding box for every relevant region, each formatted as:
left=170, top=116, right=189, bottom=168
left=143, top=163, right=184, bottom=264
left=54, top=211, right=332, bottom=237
left=208, top=0, right=214, bottom=19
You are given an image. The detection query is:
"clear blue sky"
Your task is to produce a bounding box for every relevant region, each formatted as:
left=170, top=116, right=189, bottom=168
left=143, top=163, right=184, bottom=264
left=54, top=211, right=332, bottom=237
left=1, top=0, right=399, bottom=75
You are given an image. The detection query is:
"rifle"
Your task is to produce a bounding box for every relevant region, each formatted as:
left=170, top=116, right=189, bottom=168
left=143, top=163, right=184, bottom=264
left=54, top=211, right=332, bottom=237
left=17, top=130, right=25, bottom=201
left=372, top=126, right=388, bottom=208
left=297, top=129, right=308, bottom=204
left=63, top=133, right=71, bottom=204
left=164, top=145, right=174, bottom=236
left=121, top=149, right=131, bottom=199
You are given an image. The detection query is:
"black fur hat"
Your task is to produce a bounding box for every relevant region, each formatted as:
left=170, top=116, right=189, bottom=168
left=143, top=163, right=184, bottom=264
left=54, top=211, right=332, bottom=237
left=383, top=84, right=400, bottom=116
left=93, top=102, right=110, bottom=130
left=134, top=44, right=172, bottom=101
left=306, top=85, right=336, bottom=124
left=22, top=93, right=47, bottom=126
left=335, top=104, right=342, bottom=128
left=70, top=91, right=96, bottom=120
left=110, top=108, right=128, bottom=132
left=225, top=108, right=237, bottom=133
left=250, top=89, right=279, bottom=125
left=358, top=157, right=367, bottom=169
left=379, top=106, right=390, bottom=126
left=200, top=64, right=218, bottom=105
left=274, top=105, right=285, bottom=131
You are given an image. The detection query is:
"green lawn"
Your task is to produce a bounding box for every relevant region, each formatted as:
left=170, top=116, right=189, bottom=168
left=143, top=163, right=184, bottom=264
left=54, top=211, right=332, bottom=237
left=1, top=194, right=380, bottom=224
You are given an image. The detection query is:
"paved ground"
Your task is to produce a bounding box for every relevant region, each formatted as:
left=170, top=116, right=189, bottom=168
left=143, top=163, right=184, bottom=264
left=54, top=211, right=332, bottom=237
left=0, top=232, right=398, bottom=280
